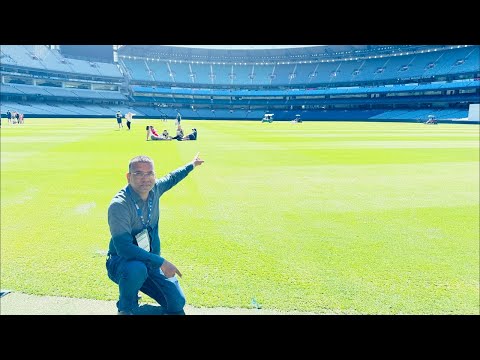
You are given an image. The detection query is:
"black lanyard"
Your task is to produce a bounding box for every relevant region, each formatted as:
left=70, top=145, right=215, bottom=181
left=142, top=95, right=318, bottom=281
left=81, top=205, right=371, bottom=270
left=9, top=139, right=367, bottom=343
left=126, top=187, right=153, bottom=229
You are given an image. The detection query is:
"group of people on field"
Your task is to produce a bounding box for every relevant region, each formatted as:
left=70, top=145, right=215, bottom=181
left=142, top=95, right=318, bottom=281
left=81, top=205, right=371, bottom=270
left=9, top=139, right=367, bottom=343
left=115, top=111, right=183, bottom=130
left=146, top=125, right=197, bottom=141
left=114, top=110, right=198, bottom=142
left=116, top=111, right=135, bottom=130
left=5, top=110, right=24, bottom=125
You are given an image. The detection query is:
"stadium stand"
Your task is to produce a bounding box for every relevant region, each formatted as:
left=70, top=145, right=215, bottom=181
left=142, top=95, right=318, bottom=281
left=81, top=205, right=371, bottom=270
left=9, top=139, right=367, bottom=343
left=1, top=45, right=479, bottom=123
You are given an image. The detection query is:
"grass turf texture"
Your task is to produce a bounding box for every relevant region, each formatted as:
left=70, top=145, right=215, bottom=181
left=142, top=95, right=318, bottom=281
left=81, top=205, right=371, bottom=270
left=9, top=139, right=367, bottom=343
left=1, top=119, right=479, bottom=314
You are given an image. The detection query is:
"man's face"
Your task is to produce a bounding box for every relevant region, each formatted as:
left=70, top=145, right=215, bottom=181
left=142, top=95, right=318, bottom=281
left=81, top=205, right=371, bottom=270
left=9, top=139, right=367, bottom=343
left=127, top=162, right=155, bottom=197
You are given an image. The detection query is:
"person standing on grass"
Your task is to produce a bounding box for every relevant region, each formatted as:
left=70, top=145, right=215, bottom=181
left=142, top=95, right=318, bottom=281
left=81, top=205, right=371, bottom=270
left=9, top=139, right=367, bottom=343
left=106, top=153, right=204, bottom=315
left=116, top=111, right=123, bottom=129
left=125, top=112, right=135, bottom=130
left=175, top=111, right=182, bottom=126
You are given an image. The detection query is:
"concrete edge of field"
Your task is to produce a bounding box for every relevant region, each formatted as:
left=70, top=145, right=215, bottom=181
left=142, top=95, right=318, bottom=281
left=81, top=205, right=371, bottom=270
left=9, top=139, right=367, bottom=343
left=0, top=292, right=321, bottom=315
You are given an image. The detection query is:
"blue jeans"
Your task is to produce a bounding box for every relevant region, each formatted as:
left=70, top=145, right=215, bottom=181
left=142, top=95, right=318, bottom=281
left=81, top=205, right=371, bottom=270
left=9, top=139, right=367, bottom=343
left=106, top=255, right=186, bottom=314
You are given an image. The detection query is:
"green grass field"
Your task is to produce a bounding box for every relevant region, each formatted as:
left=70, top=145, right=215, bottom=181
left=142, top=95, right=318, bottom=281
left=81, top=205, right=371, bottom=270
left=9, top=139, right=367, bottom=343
left=1, top=118, right=479, bottom=314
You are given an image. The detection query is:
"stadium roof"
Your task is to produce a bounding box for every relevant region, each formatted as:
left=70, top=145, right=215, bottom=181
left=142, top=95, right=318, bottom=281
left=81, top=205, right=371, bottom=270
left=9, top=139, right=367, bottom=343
left=117, top=45, right=382, bottom=61
left=117, top=45, right=453, bottom=62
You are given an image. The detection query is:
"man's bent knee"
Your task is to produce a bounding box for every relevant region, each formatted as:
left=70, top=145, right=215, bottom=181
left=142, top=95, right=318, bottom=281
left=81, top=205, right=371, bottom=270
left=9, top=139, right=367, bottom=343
left=166, top=295, right=186, bottom=314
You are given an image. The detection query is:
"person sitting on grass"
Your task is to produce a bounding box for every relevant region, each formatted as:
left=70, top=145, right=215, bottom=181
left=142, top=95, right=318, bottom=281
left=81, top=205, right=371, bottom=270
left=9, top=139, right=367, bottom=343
left=161, top=129, right=171, bottom=139
left=181, top=128, right=197, bottom=141
left=170, top=125, right=185, bottom=141
left=146, top=126, right=172, bottom=141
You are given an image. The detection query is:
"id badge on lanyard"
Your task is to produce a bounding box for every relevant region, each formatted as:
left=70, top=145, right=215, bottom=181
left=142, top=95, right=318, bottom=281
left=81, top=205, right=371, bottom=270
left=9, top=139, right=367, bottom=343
left=135, top=229, right=150, bottom=252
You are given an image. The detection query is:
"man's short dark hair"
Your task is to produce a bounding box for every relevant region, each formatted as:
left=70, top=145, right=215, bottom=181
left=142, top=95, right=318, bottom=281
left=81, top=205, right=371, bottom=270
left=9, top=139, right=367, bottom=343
left=129, top=155, right=154, bottom=173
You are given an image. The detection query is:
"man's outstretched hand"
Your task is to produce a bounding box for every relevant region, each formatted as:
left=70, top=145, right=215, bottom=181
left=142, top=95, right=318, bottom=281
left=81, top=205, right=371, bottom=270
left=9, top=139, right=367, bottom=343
left=192, top=152, right=204, bottom=167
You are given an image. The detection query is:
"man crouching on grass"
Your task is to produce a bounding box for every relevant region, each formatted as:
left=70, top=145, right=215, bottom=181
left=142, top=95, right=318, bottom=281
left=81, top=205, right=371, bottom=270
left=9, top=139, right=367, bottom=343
left=106, top=153, right=204, bottom=315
